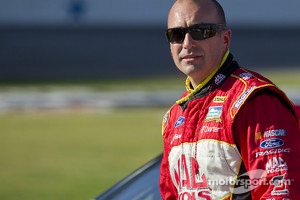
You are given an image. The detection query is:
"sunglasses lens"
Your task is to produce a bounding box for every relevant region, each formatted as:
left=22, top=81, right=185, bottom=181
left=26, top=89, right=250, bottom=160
left=166, top=28, right=185, bottom=44
left=190, top=29, right=205, bottom=40
left=190, top=27, right=215, bottom=40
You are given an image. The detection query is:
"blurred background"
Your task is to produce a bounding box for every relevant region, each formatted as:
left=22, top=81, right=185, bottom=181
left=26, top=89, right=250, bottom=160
left=0, top=0, right=300, bottom=200
left=1, top=0, right=300, bottom=82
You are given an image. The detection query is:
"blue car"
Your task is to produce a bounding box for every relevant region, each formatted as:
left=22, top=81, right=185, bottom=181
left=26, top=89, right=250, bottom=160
left=94, top=154, right=162, bottom=200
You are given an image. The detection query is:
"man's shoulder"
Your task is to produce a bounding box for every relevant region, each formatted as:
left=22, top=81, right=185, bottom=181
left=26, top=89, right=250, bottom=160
left=224, top=67, right=290, bottom=119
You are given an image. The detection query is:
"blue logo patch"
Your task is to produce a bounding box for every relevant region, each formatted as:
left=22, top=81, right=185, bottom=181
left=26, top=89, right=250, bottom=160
left=174, top=116, right=185, bottom=128
left=260, top=138, right=284, bottom=149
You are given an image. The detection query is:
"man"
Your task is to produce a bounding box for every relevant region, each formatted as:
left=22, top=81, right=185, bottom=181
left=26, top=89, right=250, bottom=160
left=159, top=0, right=300, bottom=199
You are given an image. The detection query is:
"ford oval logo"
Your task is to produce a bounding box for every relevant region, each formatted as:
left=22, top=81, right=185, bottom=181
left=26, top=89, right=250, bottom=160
left=174, top=116, right=185, bottom=128
left=260, top=138, right=284, bottom=149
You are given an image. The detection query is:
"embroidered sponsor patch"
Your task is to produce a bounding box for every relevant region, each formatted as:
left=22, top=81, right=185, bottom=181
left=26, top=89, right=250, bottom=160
left=264, top=129, right=286, bottom=138
left=255, top=132, right=262, bottom=140
left=163, top=111, right=169, bottom=124
left=230, top=86, right=257, bottom=118
left=215, top=74, right=226, bottom=85
left=239, top=72, right=253, bottom=80
left=270, top=174, right=290, bottom=195
left=266, top=157, right=288, bottom=174
left=200, top=126, right=222, bottom=134
left=255, top=129, right=286, bottom=140
left=213, top=96, right=227, bottom=103
left=171, top=134, right=182, bottom=144
left=205, top=106, right=222, bottom=122
left=234, top=86, right=256, bottom=109
left=174, top=116, right=185, bottom=128
left=255, top=148, right=291, bottom=157
left=260, top=138, right=284, bottom=149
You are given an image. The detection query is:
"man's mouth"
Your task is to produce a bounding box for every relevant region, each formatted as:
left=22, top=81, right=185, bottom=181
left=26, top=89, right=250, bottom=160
left=181, top=54, right=201, bottom=61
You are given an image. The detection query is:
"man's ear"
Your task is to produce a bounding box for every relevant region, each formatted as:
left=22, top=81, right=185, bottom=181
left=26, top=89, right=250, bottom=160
left=223, top=28, right=232, bottom=49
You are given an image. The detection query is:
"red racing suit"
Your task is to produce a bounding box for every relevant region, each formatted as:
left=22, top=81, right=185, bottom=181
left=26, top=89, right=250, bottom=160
left=295, top=105, right=300, bottom=123
left=160, top=53, right=300, bottom=200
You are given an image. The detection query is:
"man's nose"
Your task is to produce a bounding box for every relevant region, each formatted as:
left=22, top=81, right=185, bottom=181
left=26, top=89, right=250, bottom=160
left=182, top=33, right=196, bottom=49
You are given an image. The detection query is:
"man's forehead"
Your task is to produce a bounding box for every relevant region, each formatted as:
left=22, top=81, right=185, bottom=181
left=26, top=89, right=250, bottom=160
left=168, top=1, right=216, bottom=27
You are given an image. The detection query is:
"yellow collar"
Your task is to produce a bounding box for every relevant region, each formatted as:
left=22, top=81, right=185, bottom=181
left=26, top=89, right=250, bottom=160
left=176, top=50, right=230, bottom=104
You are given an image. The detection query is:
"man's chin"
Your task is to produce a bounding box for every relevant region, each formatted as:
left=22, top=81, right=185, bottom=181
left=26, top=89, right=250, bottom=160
left=181, top=65, right=203, bottom=75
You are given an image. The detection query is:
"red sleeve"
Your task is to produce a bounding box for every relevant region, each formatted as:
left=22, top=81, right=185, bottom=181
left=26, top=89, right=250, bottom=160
left=159, top=149, right=177, bottom=200
left=234, top=91, right=300, bottom=199
left=295, top=104, right=300, bottom=124
left=159, top=111, right=178, bottom=200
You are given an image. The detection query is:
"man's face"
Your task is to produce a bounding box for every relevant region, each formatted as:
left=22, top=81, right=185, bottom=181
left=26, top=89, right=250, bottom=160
left=168, top=1, right=231, bottom=87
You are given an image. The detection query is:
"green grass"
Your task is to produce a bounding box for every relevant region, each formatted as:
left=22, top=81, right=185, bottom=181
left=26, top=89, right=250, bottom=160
left=258, top=68, right=300, bottom=89
left=0, top=108, right=165, bottom=200
left=0, top=68, right=299, bottom=90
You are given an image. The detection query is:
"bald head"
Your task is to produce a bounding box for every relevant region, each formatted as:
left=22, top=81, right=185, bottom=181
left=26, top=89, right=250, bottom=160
left=168, top=0, right=226, bottom=28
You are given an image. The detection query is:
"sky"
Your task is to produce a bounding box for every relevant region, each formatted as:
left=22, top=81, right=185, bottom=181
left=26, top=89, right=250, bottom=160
left=0, top=0, right=299, bottom=27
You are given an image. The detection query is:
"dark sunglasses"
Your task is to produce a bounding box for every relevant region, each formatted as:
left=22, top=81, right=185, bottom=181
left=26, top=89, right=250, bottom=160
left=166, top=23, right=227, bottom=44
